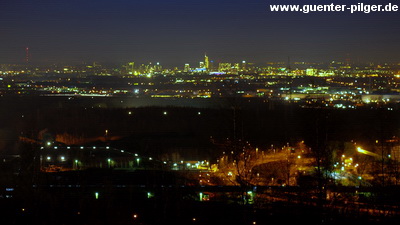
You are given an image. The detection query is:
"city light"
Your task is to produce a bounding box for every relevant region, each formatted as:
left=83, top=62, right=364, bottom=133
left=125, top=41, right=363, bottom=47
left=1, top=0, right=399, bottom=223
left=357, top=147, right=379, bottom=157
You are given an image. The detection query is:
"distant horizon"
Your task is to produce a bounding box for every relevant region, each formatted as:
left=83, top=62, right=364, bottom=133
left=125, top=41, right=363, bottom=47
left=1, top=55, right=399, bottom=68
left=1, top=48, right=400, bottom=66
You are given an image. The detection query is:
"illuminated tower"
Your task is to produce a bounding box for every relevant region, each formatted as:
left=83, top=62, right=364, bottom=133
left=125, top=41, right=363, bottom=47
left=155, top=62, right=162, bottom=72
left=204, top=54, right=209, bottom=70
left=25, top=47, right=30, bottom=63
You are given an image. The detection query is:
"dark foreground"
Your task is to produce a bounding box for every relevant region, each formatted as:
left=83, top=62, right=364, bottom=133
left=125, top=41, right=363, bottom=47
left=1, top=170, right=400, bottom=225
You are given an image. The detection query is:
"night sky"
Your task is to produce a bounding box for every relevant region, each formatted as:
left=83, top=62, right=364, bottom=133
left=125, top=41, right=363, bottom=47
left=0, top=0, right=399, bottom=65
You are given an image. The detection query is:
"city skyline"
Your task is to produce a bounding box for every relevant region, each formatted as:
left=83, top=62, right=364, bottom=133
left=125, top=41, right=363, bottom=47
left=1, top=53, right=399, bottom=69
left=0, top=0, right=399, bottom=65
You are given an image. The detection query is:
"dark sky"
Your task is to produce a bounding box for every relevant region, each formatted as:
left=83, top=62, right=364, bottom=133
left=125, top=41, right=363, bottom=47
left=0, top=0, right=399, bottom=66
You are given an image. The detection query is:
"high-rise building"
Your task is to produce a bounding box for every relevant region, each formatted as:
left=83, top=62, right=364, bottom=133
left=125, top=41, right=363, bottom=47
left=218, top=63, right=232, bottom=72
left=154, top=62, right=162, bottom=72
left=241, top=60, right=246, bottom=71
left=204, top=54, right=209, bottom=70
left=127, top=62, right=135, bottom=75
left=184, top=63, right=190, bottom=72
left=234, top=63, right=240, bottom=71
left=306, top=68, right=318, bottom=76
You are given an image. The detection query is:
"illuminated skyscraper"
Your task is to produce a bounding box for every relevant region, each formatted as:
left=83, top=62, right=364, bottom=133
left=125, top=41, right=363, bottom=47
left=306, top=68, right=318, bottom=76
left=127, top=62, right=135, bottom=75
left=154, top=62, right=162, bottom=72
left=218, top=63, right=231, bottom=72
left=234, top=63, right=240, bottom=71
left=204, top=54, right=209, bottom=70
left=184, top=63, right=190, bottom=72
